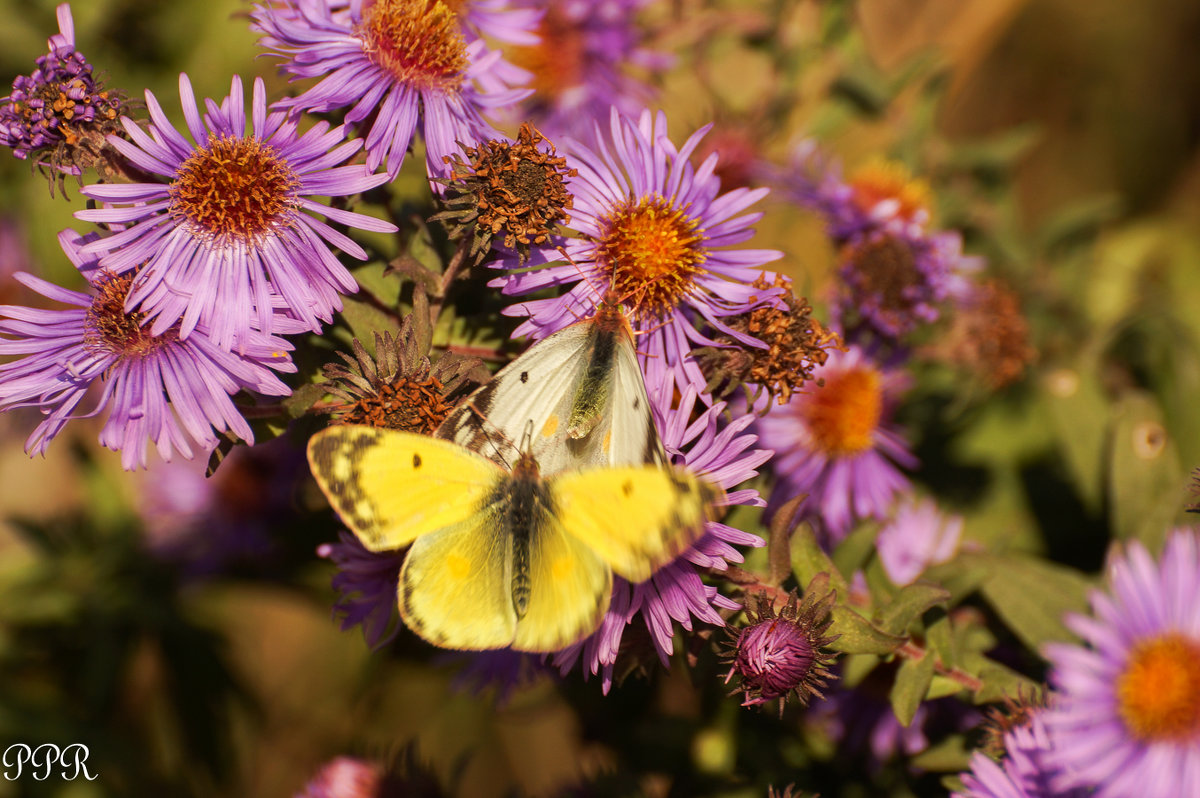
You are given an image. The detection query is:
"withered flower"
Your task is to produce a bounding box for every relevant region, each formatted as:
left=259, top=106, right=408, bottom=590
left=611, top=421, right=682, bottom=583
left=433, top=122, right=576, bottom=264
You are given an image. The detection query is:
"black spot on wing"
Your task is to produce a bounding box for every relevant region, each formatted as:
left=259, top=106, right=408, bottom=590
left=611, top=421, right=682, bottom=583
left=413, top=453, right=422, bottom=469
left=520, top=371, right=530, bottom=383
left=621, top=479, right=634, bottom=497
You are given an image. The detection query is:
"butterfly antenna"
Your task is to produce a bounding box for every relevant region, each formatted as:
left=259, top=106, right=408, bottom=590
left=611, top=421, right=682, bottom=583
left=460, top=398, right=518, bottom=469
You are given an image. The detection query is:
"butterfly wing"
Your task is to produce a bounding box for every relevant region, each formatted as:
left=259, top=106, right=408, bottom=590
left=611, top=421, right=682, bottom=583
left=511, top=520, right=613, bottom=652
left=437, top=303, right=665, bottom=473
left=436, top=321, right=594, bottom=471
left=306, top=426, right=502, bottom=551
left=550, top=466, right=723, bottom=583
left=398, top=509, right=520, bottom=650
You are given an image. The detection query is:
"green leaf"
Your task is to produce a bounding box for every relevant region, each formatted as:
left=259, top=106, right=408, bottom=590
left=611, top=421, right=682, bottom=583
left=925, top=674, right=966, bottom=700
left=878, top=583, right=951, bottom=637
left=976, top=553, right=1091, bottom=650
left=1108, top=391, right=1185, bottom=549
left=924, top=610, right=955, bottom=668
left=969, top=656, right=1042, bottom=704
left=827, top=607, right=906, bottom=656
left=889, top=653, right=935, bottom=727
left=1042, top=358, right=1109, bottom=513
left=282, top=382, right=328, bottom=420
left=790, top=524, right=849, bottom=603
left=339, top=297, right=400, bottom=353
left=911, top=734, right=972, bottom=772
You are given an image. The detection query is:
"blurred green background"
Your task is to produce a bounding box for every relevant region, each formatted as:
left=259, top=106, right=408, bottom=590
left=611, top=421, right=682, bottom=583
left=0, top=0, right=1198, bottom=795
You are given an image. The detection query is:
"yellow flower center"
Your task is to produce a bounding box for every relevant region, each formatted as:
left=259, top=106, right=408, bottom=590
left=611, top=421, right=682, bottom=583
left=1116, top=634, right=1200, bottom=742
left=360, top=0, right=468, bottom=92
left=848, top=159, right=930, bottom=221
left=800, top=366, right=882, bottom=456
left=509, top=5, right=585, bottom=100
left=595, top=195, right=707, bottom=322
left=169, top=134, right=299, bottom=247
left=85, top=273, right=172, bottom=358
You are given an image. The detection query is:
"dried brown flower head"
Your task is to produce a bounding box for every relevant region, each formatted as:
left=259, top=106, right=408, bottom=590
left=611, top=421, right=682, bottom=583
left=315, top=308, right=485, bottom=433
left=927, top=278, right=1035, bottom=389
left=433, top=122, right=576, bottom=264
left=979, top=688, right=1048, bottom=758
left=695, top=274, right=841, bottom=410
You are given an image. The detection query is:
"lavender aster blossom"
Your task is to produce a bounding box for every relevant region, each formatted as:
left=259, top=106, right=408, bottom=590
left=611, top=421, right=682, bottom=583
left=318, top=530, right=405, bottom=649
left=506, top=0, right=671, bottom=139
left=778, top=142, right=980, bottom=346
left=492, top=107, right=784, bottom=400
left=552, top=386, right=771, bottom=691
left=755, top=345, right=916, bottom=545
left=0, top=4, right=126, bottom=186
left=1043, top=528, right=1200, bottom=798
left=251, top=0, right=533, bottom=182
left=955, top=709, right=1092, bottom=798
left=875, top=497, right=963, bottom=586
left=75, top=74, right=397, bottom=350
left=0, top=230, right=295, bottom=471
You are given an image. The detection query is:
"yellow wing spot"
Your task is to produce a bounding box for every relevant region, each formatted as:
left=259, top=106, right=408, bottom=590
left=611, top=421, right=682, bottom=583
left=550, top=557, right=574, bottom=581
left=602, top=428, right=612, bottom=454
left=541, top=413, right=560, bottom=438
left=446, top=553, right=473, bottom=580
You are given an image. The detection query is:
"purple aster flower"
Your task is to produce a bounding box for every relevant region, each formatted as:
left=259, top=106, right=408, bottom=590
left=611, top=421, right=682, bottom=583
left=810, top=679, right=980, bottom=768
left=318, top=530, right=405, bottom=649
left=875, top=497, right=963, bottom=586
left=955, top=709, right=1092, bottom=798
left=74, top=74, right=397, bottom=350
left=505, top=0, right=672, bottom=139
left=0, top=4, right=127, bottom=189
left=1043, top=528, right=1200, bottom=798
left=138, top=436, right=306, bottom=577
left=777, top=142, right=981, bottom=346
left=721, top=585, right=838, bottom=715
left=0, top=229, right=295, bottom=471
left=755, top=345, right=916, bottom=545
left=552, top=385, right=771, bottom=691
left=491, top=107, right=785, bottom=400
left=251, top=0, right=533, bottom=182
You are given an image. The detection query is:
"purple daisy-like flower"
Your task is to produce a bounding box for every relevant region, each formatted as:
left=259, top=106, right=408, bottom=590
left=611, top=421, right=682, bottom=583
left=778, top=142, right=981, bottom=345
left=74, top=73, right=396, bottom=350
left=875, top=497, right=963, bottom=586
left=755, top=345, right=916, bottom=545
left=551, top=385, right=771, bottom=692
left=492, top=107, right=784, bottom=400
left=1043, top=528, right=1200, bottom=798
left=138, top=436, right=306, bottom=578
left=0, top=230, right=295, bottom=471
left=504, top=0, right=672, bottom=139
left=251, top=0, right=533, bottom=182
left=318, top=530, right=405, bottom=649
left=955, top=709, right=1093, bottom=798
left=0, top=4, right=126, bottom=184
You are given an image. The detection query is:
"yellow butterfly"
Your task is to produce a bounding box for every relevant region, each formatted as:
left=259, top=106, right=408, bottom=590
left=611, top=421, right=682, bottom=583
left=306, top=426, right=721, bottom=652
left=436, top=296, right=666, bottom=474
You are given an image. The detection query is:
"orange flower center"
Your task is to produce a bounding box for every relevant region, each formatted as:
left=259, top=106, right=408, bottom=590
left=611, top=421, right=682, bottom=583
left=848, top=159, right=930, bottom=221
left=800, top=366, right=882, bottom=456
left=169, top=134, right=299, bottom=247
left=360, top=0, right=468, bottom=92
left=85, top=273, right=172, bottom=358
left=509, top=5, right=585, bottom=100
left=1116, top=634, right=1200, bottom=742
left=595, top=195, right=707, bottom=322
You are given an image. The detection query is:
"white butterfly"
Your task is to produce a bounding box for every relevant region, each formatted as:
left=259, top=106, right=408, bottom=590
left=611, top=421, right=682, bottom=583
left=435, top=296, right=666, bottom=474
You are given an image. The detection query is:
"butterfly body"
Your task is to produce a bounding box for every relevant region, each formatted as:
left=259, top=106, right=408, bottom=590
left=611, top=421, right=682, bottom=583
left=308, top=427, right=721, bottom=652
